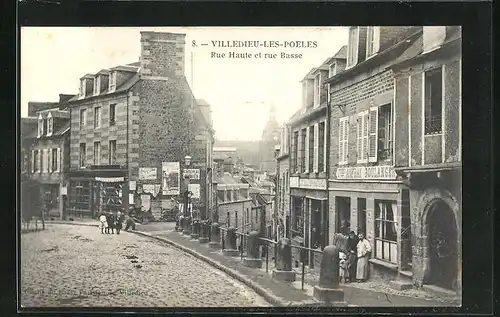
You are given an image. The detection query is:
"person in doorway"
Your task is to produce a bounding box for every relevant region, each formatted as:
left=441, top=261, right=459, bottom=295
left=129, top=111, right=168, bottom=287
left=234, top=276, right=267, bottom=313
left=356, top=232, right=372, bottom=282
left=346, top=231, right=358, bottom=282
left=98, top=213, right=108, bottom=234
left=115, top=211, right=124, bottom=235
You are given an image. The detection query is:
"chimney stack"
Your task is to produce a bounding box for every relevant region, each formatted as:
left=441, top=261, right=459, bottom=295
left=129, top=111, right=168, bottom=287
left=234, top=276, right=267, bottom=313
left=140, top=31, right=186, bottom=79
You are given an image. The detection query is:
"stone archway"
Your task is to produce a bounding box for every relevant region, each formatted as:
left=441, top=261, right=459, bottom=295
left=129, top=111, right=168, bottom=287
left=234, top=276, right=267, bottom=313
left=418, top=188, right=461, bottom=292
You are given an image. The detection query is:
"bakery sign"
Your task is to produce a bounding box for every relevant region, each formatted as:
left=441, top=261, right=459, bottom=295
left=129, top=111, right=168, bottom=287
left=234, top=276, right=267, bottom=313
left=289, top=177, right=326, bottom=190
left=336, top=166, right=397, bottom=180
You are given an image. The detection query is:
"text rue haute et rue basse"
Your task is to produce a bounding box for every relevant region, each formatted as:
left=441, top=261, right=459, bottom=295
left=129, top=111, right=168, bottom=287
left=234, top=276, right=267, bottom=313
left=208, top=40, right=318, bottom=59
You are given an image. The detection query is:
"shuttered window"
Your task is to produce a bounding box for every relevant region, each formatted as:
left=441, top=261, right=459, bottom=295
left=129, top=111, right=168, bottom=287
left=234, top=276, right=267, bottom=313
left=48, top=148, right=53, bottom=173
left=305, top=127, right=310, bottom=173
left=319, top=122, right=325, bottom=172
left=369, top=106, right=379, bottom=162
left=357, top=111, right=369, bottom=163
left=338, top=116, right=349, bottom=165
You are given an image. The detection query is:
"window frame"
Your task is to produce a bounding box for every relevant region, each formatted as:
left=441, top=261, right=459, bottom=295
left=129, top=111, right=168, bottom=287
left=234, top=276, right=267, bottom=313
left=374, top=200, right=398, bottom=264
left=318, top=121, right=326, bottom=172
left=79, top=143, right=87, bottom=168
left=424, top=66, right=444, bottom=135
left=109, top=140, right=117, bottom=165
left=366, top=26, right=381, bottom=59
left=80, top=79, right=86, bottom=98
left=109, top=72, right=117, bottom=92
left=356, top=110, right=370, bottom=164
left=94, top=106, right=101, bottom=129
left=308, top=125, right=315, bottom=173
left=93, top=141, right=101, bottom=166
left=51, top=148, right=58, bottom=172
left=346, top=27, right=360, bottom=69
left=46, top=113, right=53, bottom=136
left=80, top=109, right=87, bottom=128
left=109, top=104, right=117, bottom=126
left=34, top=150, right=40, bottom=173
left=93, top=76, right=101, bottom=96
left=37, top=115, right=44, bottom=138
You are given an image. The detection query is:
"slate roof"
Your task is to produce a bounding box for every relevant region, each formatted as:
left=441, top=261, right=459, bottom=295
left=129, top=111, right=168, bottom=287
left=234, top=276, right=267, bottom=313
left=68, top=72, right=140, bottom=103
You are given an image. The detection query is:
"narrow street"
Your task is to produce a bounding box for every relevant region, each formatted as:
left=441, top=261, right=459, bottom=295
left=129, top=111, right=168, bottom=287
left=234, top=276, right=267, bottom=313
left=20, top=224, right=270, bottom=307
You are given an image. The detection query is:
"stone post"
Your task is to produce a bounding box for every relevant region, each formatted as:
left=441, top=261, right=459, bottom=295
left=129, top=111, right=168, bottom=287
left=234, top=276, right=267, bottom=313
left=243, top=231, right=262, bottom=268
left=313, top=245, right=347, bottom=306
left=222, top=227, right=239, bottom=256
left=198, top=220, right=209, bottom=244
left=272, top=238, right=296, bottom=282
left=208, top=222, right=221, bottom=250
left=190, top=220, right=200, bottom=240
left=182, top=217, right=192, bottom=236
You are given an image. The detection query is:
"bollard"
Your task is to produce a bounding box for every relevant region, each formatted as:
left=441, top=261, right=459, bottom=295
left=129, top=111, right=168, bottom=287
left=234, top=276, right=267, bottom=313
left=272, top=238, right=296, bottom=282
left=198, top=221, right=209, bottom=244
left=312, top=245, right=347, bottom=306
left=182, top=218, right=192, bottom=236
left=208, top=222, right=221, bottom=250
left=190, top=220, right=200, bottom=240
left=243, top=231, right=262, bottom=268
left=222, top=227, right=239, bottom=256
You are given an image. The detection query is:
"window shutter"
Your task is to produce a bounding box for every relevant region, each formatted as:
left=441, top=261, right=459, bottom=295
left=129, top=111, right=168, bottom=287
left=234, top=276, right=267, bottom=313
left=363, top=113, right=369, bottom=162
left=37, top=150, right=41, bottom=172
left=304, top=127, right=310, bottom=172
left=323, top=121, right=327, bottom=172
left=338, top=119, right=343, bottom=164
left=313, top=123, right=319, bottom=173
left=373, top=27, right=381, bottom=54
left=356, top=116, right=362, bottom=162
left=31, top=150, right=35, bottom=173
left=48, top=149, right=52, bottom=173
left=344, top=118, right=349, bottom=163
left=57, top=148, right=61, bottom=172
left=369, top=106, right=379, bottom=162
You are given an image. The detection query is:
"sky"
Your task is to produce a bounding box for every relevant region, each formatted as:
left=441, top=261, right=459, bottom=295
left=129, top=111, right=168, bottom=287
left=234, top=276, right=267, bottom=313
left=21, top=27, right=348, bottom=141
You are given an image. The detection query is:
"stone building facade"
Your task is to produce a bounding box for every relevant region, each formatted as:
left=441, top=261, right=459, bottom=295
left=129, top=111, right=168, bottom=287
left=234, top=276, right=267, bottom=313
left=391, top=26, right=462, bottom=294
left=326, top=26, right=422, bottom=282
left=60, top=31, right=213, bottom=219
left=276, top=124, right=290, bottom=240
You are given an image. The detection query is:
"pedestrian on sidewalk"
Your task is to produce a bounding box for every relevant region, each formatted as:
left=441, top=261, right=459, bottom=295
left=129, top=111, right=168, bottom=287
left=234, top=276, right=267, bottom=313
left=347, top=231, right=358, bottom=282
left=356, top=232, right=372, bottom=282
left=98, top=213, right=108, bottom=234
left=115, top=211, right=124, bottom=234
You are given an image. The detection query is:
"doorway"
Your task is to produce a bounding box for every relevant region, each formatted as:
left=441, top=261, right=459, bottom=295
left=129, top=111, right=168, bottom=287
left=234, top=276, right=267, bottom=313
left=357, top=198, right=366, bottom=235
left=335, top=197, right=351, bottom=234
left=427, top=199, right=458, bottom=290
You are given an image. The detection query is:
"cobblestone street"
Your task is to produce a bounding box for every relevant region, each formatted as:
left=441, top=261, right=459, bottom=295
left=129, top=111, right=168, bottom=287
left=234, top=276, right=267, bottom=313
left=20, top=224, right=270, bottom=307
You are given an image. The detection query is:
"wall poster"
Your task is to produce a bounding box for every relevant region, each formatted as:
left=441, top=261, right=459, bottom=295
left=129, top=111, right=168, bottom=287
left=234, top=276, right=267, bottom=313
left=162, top=162, right=180, bottom=195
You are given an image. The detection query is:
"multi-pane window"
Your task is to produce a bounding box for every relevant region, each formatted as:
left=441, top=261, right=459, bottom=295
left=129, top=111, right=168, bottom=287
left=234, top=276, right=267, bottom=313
left=357, top=111, right=369, bottom=163
left=109, top=140, right=117, bottom=165
left=94, top=107, right=101, bottom=129
left=308, top=126, right=315, bottom=172
left=52, top=148, right=58, bottom=172
left=347, top=27, right=359, bottom=68
left=319, top=122, right=325, bottom=172
left=424, top=67, right=443, bottom=135
left=93, top=142, right=101, bottom=165
left=79, top=143, right=86, bottom=167
left=109, top=72, right=117, bottom=91
left=378, top=104, right=393, bottom=161
left=338, top=117, right=349, bottom=165
left=366, top=26, right=380, bottom=58
left=329, top=63, right=337, bottom=77
left=109, top=104, right=116, bottom=126
left=93, top=76, right=101, bottom=95
left=374, top=201, right=398, bottom=263
left=34, top=150, right=40, bottom=172
left=80, top=109, right=87, bottom=128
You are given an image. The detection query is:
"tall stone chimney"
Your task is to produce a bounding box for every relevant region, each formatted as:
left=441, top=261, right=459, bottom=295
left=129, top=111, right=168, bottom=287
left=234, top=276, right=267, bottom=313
left=140, top=31, right=186, bottom=78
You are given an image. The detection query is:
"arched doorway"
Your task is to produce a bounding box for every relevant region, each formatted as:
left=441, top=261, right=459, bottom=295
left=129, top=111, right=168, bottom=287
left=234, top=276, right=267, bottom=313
left=426, top=199, right=458, bottom=291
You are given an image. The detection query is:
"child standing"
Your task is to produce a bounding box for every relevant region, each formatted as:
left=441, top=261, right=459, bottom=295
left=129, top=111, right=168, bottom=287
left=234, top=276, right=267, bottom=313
left=339, top=252, right=349, bottom=283
left=98, top=213, right=108, bottom=234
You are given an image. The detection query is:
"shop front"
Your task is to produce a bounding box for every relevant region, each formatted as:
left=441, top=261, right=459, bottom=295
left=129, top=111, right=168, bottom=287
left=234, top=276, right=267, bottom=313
left=289, top=176, right=328, bottom=269
left=329, top=165, right=410, bottom=283
left=67, top=166, right=129, bottom=218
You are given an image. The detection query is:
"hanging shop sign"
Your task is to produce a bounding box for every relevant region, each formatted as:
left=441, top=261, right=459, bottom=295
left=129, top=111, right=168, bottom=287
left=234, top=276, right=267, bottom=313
left=336, top=166, right=398, bottom=180
left=139, top=168, right=157, bottom=180
left=183, top=168, right=200, bottom=180
left=95, top=177, right=125, bottom=183
left=162, top=162, right=180, bottom=195
left=188, top=184, right=201, bottom=199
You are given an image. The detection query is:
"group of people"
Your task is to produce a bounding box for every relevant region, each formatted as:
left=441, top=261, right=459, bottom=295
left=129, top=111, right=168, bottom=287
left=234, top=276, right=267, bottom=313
left=98, top=211, right=124, bottom=234
left=339, top=231, right=372, bottom=283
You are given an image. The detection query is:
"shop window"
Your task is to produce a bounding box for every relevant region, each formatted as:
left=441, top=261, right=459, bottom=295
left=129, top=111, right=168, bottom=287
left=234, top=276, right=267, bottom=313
left=374, top=200, right=398, bottom=263
left=424, top=67, right=443, bottom=135
left=79, top=143, right=86, bottom=167
left=311, top=201, right=323, bottom=249
left=292, top=198, right=304, bottom=237
left=72, top=181, right=90, bottom=214
left=336, top=197, right=351, bottom=234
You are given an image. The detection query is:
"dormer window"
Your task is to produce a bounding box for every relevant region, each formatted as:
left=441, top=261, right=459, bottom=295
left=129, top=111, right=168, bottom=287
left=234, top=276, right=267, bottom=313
left=329, top=63, right=337, bottom=77
left=366, top=26, right=380, bottom=58
left=109, top=72, right=117, bottom=92
left=37, top=114, right=44, bottom=138
left=93, top=76, right=101, bottom=96
left=423, top=26, right=447, bottom=54
left=46, top=112, right=53, bottom=136
left=347, top=27, right=360, bottom=69
left=314, top=73, right=321, bottom=108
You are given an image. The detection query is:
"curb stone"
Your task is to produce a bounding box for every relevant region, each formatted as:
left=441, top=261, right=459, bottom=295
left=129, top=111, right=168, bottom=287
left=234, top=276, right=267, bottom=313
left=131, top=230, right=320, bottom=307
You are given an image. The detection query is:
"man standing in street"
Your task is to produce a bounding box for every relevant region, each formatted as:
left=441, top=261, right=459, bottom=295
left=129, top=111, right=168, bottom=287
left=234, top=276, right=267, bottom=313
left=346, top=231, right=358, bottom=283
